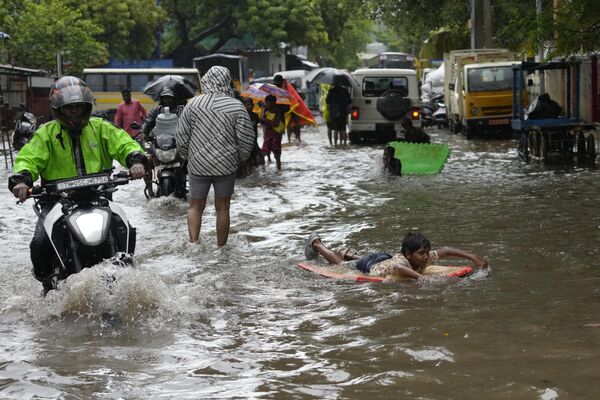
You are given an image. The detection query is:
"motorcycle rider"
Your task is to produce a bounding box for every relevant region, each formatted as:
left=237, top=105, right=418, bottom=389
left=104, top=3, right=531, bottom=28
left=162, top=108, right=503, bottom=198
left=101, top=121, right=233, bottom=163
left=141, top=87, right=185, bottom=137
left=7, top=76, right=146, bottom=295
left=140, top=87, right=187, bottom=198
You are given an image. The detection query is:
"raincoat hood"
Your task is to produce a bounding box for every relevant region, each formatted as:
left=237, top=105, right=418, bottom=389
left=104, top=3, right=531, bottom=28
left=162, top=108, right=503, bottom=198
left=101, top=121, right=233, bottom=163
left=200, top=66, right=234, bottom=97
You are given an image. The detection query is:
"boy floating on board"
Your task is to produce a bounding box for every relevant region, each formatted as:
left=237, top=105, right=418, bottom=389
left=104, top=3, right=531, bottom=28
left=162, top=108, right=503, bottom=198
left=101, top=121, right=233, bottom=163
left=304, top=232, right=488, bottom=281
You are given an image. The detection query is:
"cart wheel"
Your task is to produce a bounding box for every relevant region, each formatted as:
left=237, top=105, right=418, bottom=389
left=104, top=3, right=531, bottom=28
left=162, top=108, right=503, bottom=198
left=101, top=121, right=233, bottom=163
left=530, top=132, right=539, bottom=158
left=576, top=132, right=586, bottom=162
left=519, top=132, right=530, bottom=162
left=540, top=132, right=548, bottom=161
left=587, top=134, right=596, bottom=163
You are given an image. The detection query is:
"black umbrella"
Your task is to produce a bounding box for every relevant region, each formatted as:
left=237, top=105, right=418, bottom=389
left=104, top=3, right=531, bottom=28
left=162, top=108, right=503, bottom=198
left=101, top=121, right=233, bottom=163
left=305, top=67, right=356, bottom=87
left=143, top=75, right=198, bottom=103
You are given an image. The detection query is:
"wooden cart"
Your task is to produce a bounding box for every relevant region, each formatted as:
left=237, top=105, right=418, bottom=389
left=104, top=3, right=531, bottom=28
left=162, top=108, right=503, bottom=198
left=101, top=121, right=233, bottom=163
left=512, top=61, right=598, bottom=164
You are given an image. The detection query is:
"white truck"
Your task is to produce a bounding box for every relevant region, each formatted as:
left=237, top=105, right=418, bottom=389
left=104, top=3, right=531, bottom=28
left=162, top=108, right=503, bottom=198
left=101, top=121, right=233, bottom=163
left=444, top=49, right=520, bottom=138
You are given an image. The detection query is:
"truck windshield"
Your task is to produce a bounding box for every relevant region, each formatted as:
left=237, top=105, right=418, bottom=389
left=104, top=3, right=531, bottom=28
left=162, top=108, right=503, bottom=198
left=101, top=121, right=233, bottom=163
left=467, top=66, right=513, bottom=92
left=362, top=77, right=408, bottom=97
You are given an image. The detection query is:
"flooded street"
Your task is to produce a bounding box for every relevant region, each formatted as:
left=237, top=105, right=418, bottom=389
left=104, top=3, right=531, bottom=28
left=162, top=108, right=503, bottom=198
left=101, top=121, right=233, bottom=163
left=1, top=122, right=600, bottom=399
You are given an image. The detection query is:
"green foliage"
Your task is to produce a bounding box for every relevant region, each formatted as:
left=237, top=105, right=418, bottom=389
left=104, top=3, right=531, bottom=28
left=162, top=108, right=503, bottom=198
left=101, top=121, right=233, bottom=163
left=5, top=0, right=108, bottom=75
left=66, top=0, right=165, bottom=60
left=309, top=0, right=374, bottom=69
left=236, top=0, right=326, bottom=51
left=545, top=0, right=600, bottom=57
left=371, top=0, right=600, bottom=59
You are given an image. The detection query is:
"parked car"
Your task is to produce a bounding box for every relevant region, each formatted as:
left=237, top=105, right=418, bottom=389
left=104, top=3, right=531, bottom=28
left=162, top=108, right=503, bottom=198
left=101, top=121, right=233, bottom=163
left=348, top=68, right=420, bottom=143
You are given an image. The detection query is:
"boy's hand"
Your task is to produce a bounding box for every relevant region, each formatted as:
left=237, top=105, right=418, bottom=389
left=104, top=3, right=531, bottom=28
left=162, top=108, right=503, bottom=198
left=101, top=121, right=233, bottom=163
left=473, top=256, right=488, bottom=268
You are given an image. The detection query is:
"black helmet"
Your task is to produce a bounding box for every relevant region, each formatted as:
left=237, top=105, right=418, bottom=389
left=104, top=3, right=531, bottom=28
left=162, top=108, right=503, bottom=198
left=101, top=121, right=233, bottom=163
left=49, top=76, right=94, bottom=130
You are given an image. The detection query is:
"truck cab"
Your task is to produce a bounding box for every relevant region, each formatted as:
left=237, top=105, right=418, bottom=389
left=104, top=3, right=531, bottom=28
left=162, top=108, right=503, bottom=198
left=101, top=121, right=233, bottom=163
left=444, top=49, right=522, bottom=138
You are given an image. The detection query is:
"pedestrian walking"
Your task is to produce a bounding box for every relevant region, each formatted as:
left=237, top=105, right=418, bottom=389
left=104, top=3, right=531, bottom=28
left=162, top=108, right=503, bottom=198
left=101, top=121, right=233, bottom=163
left=326, top=79, right=351, bottom=146
left=114, top=88, right=147, bottom=137
left=260, top=94, right=286, bottom=170
left=176, top=66, right=255, bottom=246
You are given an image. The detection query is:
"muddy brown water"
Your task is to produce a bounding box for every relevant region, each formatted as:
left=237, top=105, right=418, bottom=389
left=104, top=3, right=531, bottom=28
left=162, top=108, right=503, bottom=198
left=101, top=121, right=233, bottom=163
left=1, top=123, right=599, bottom=399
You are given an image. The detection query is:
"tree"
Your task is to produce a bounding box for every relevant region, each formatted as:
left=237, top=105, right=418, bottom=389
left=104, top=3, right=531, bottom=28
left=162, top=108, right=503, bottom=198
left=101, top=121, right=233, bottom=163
left=66, top=0, right=165, bottom=61
left=367, top=0, right=469, bottom=53
left=310, top=0, right=373, bottom=69
left=5, top=0, right=108, bottom=75
left=542, top=0, right=600, bottom=57
left=161, top=0, right=327, bottom=67
left=370, top=0, right=600, bottom=59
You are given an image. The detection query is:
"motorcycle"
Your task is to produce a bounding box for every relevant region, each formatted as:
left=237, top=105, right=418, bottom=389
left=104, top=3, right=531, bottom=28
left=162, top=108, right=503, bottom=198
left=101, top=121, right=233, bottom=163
left=29, top=171, right=136, bottom=292
left=12, top=108, right=37, bottom=151
left=420, top=93, right=447, bottom=129
left=137, top=108, right=187, bottom=199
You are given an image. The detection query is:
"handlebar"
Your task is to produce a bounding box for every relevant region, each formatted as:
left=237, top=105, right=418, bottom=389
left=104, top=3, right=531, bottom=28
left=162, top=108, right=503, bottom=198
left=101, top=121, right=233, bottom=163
left=16, top=171, right=133, bottom=204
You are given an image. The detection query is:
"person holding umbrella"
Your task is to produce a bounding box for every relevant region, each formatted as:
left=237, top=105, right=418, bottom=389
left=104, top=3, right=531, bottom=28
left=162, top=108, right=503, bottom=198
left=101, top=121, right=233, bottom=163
left=326, top=77, right=352, bottom=146
left=176, top=66, right=255, bottom=246
left=141, top=87, right=184, bottom=138
left=260, top=94, right=286, bottom=170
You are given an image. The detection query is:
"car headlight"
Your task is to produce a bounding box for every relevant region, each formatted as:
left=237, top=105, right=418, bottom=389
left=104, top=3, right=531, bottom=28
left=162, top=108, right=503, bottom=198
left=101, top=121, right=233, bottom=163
left=471, top=107, right=480, bottom=116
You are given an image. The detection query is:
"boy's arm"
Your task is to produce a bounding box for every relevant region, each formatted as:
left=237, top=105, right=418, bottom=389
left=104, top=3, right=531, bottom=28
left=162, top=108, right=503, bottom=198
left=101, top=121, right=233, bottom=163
left=389, top=264, right=423, bottom=280
left=436, top=247, right=488, bottom=268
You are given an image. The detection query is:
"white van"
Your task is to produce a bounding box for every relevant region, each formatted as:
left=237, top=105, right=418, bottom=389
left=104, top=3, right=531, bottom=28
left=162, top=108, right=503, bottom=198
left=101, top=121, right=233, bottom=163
left=348, top=68, right=420, bottom=143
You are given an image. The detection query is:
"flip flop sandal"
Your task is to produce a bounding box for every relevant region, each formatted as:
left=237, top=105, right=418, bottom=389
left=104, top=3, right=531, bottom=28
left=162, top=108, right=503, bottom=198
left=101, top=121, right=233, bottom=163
left=304, top=232, right=321, bottom=260
left=336, top=247, right=360, bottom=260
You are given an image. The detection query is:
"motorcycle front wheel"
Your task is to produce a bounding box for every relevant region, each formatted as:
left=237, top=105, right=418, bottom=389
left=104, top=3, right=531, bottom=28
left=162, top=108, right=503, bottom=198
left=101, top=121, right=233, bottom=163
left=158, top=176, right=175, bottom=197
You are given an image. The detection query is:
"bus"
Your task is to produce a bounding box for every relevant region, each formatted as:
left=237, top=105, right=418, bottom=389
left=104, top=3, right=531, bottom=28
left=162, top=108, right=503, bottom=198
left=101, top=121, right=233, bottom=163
left=364, top=52, right=417, bottom=70
left=193, top=54, right=249, bottom=91
left=82, top=68, right=201, bottom=116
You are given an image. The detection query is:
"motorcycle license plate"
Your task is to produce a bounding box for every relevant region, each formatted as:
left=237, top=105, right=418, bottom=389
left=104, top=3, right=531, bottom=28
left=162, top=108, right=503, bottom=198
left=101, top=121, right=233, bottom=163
left=55, top=174, right=110, bottom=191
left=488, top=118, right=509, bottom=126
left=156, top=162, right=181, bottom=171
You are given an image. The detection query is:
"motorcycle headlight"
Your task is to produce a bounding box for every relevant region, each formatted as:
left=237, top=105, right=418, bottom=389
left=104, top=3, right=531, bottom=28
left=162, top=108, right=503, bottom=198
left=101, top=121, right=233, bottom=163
left=471, top=107, right=480, bottom=116
left=156, top=148, right=177, bottom=163
left=66, top=208, right=111, bottom=246
left=156, top=134, right=176, bottom=150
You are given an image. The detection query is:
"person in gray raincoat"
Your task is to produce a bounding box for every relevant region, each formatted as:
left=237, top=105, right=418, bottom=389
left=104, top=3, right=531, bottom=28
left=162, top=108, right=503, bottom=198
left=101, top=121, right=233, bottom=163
left=176, top=66, right=254, bottom=246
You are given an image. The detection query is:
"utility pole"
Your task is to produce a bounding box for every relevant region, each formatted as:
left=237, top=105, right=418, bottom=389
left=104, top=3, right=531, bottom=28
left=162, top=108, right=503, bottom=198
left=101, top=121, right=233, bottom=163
left=471, top=0, right=493, bottom=49
left=536, top=0, right=545, bottom=93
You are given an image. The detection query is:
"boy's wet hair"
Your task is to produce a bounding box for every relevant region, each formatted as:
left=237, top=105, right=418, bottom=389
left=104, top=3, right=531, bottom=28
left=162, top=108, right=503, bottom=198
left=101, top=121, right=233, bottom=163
left=401, top=232, right=431, bottom=256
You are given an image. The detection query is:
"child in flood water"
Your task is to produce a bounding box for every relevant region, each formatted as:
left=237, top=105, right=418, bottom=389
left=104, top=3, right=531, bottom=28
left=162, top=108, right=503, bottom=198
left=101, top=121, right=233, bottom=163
left=260, top=94, right=285, bottom=170
left=304, top=232, right=488, bottom=280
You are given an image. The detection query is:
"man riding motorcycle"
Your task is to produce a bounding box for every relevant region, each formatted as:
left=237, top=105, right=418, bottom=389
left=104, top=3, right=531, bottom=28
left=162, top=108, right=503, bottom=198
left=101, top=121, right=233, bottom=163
left=140, top=87, right=187, bottom=198
left=140, top=87, right=185, bottom=137
left=7, top=76, right=146, bottom=294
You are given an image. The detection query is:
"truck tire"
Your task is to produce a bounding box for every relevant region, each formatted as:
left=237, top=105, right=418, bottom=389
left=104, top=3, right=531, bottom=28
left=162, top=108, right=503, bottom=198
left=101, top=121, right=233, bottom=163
left=376, top=89, right=411, bottom=120
left=349, top=131, right=362, bottom=144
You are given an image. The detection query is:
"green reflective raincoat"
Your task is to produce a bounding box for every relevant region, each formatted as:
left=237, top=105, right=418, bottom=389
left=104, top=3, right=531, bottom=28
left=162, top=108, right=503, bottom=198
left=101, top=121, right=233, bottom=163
left=14, top=117, right=144, bottom=183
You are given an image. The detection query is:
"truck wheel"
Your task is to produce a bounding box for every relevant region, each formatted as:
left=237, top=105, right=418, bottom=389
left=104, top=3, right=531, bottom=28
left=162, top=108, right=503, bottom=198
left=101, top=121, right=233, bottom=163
left=376, top=89, right=411, bottom=120
left=349, top=132, right=362, bottom=144
left=464, top=125, right=475, bottom=139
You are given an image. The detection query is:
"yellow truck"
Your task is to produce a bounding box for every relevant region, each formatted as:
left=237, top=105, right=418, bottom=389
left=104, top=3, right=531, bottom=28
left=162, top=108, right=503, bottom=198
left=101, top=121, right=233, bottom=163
left=444, top=49, right=522, bottom=138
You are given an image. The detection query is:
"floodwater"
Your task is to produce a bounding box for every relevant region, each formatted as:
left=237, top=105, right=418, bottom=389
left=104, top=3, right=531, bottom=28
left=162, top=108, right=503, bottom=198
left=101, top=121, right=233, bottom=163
left=1, top=122, right=600, bottom=399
